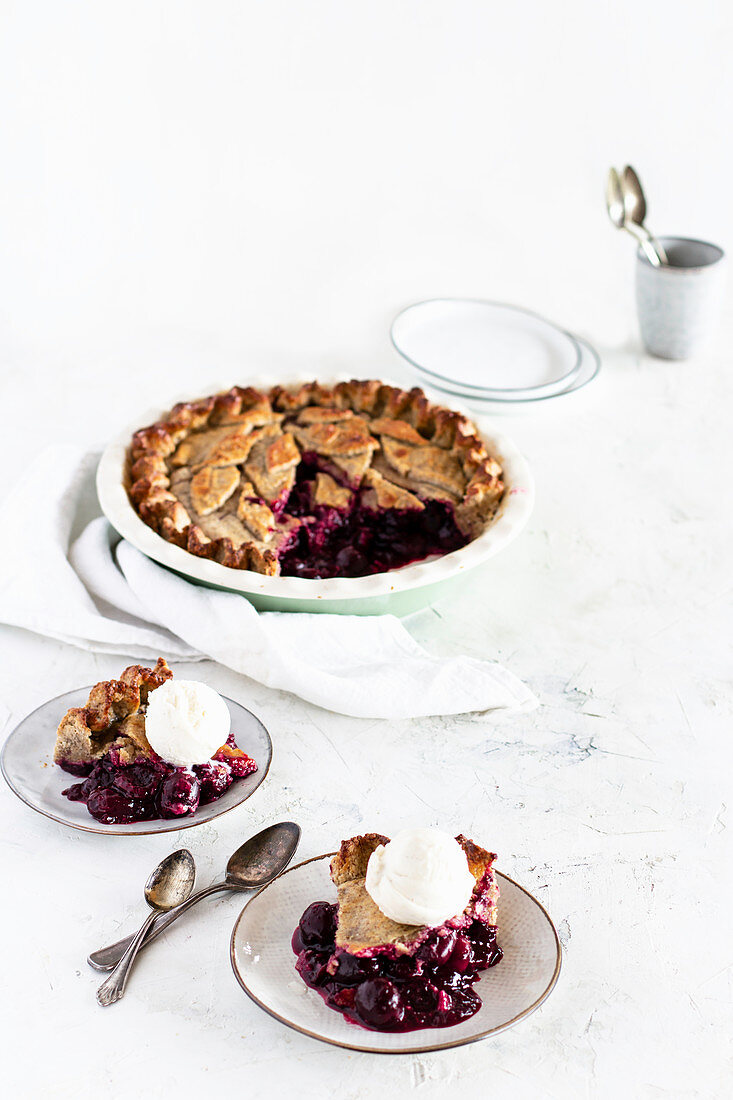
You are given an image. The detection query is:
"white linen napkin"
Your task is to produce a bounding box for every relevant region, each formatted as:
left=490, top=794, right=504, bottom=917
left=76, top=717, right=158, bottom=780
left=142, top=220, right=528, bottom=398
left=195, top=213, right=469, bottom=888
left=0, top=447, right=537, bottom=719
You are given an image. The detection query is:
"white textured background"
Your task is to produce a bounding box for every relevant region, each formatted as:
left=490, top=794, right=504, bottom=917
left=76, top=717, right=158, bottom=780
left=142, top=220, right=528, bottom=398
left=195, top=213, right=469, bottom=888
left=1, top=2, right=732, bottom=1097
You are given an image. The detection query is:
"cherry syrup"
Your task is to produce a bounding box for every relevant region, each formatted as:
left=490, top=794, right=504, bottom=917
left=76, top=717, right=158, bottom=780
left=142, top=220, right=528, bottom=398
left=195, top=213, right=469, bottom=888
left=292, top=901, right=502, bottom=1032
left=58, top=733, right=257, bottom=825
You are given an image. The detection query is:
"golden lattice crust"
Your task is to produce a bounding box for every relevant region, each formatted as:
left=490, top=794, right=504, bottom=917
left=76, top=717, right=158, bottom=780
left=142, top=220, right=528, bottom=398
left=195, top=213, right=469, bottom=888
left=53, top=658, right=253, bottom=774
left=361, top=469, right=424, bottom=512
left=127, top=381, right=505, bottom=575
left=53, top=658, right=173, bottom=768
left=329, top=832, right=499, bottom=956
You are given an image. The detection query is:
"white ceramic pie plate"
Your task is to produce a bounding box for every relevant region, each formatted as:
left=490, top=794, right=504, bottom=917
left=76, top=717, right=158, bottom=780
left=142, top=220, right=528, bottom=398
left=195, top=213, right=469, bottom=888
left=230, top=853, right=561, bottom=1054
left=0, top=687, right=272, bottom=835
left=96, top=377, right=534, bottom=615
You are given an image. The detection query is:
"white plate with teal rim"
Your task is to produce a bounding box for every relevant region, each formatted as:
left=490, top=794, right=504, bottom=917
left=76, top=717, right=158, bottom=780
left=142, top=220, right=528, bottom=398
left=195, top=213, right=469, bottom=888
left=1, top=687, right=272, bottom=836
left=391, top=300, right=583, bottom=399
left=230, top=852, right=561, bottom=1054
left=96, top=376, right=534, bottom=616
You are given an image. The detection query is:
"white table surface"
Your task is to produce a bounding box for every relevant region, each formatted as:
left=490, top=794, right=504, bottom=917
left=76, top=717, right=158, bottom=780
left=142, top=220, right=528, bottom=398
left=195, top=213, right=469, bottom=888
left=1, top=3, right=732, bottom=1097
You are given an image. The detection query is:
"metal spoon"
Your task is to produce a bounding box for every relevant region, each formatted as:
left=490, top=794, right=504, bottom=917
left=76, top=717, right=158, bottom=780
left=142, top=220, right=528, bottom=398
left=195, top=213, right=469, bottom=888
left=606, top=167, right=661, bottom=267
left=88, top=822, right=301, bottom=972
left=96, top=849, right=196, bottom=1007
left=621, top=165, right=668, bottom=265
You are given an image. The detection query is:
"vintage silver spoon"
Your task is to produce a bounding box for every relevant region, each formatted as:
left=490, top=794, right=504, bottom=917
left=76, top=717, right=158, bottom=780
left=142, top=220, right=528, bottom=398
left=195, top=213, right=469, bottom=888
left=88, top=822, right=301, bottom=972
left=606, top=167, right=661, bottom=267
left=621, top=165, right=668, bottom=265
left=96, top=848, right=196, bottom=1007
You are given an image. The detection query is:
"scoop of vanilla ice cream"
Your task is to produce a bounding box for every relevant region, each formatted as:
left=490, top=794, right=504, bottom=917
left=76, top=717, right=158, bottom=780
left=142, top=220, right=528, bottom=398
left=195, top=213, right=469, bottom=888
left=364, top=827, right=475, bottom=927
left=144, top=680, right=230, bottom=768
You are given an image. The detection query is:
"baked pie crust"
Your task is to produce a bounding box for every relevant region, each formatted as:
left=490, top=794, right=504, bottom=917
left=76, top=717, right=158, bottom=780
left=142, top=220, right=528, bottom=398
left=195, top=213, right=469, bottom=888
left=329, top=832, right=499, bottom=955
left=127, top=381, right=505, bottom=578
left=54, top=658, right=173, bottom=771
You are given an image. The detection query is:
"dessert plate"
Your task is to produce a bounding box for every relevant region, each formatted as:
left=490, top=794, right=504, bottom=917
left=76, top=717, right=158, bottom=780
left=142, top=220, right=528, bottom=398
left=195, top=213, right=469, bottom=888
left=230, top=853, right=561, bottom=1054
left=96, top=376, right=534, bottom=616
left=391, top=300, right=583, bottom=399
left=416, top=335, right=602, bottom=416
left=1, top=689, right=272, bottom=836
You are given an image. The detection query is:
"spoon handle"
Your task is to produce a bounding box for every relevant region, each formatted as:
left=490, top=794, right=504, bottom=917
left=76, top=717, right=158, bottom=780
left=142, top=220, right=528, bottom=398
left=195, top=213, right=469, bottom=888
left=88, top=881, right=232, bottom=972
left=638, top=225, right=669, bottom=266
left=96, top=910, right=158, bottom=1006
left=622, top=222, right=661, bottom=267
left=639, top=235, right=663, bottom=267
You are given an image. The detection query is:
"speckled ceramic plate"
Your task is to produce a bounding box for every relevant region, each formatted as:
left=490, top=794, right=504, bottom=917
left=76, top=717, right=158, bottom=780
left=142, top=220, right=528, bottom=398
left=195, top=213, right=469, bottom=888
left=1, top=687, right=272, bottom=835
left=230, top=853, right=561, bottom=1054
left=96, top=376, right=534, bottom=615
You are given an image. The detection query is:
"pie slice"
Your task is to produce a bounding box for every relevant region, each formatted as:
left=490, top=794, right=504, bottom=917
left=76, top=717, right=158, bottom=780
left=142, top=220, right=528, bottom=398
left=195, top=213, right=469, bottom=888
left=330, top=833, right=498, bottom=954
left=54, top=658, right=172, bottom=769
left=291, top=832, right=502, bottom=1033
left=53, top=659, right=257, bottom=826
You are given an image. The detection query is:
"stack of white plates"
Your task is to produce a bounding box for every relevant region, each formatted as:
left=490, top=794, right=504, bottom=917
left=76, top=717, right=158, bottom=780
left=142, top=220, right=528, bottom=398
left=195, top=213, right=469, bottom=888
left=390, top=299, right=600, bottom=414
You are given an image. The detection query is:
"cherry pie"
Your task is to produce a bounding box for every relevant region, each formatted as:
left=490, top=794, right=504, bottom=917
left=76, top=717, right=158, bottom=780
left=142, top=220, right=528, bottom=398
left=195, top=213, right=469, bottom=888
left=53, top=658, right=257, bottom=825
left=127, top=381, right=504, bottom=579
left=291, top=832, right=502, bottom=1032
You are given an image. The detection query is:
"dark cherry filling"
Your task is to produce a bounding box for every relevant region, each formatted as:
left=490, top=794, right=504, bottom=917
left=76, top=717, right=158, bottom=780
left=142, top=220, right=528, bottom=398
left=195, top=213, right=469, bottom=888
left=292, top=901, right=502, bottom=1032
left=58, top=733, right=257, bottom=825
left=278, top=455, right=469, bottom=579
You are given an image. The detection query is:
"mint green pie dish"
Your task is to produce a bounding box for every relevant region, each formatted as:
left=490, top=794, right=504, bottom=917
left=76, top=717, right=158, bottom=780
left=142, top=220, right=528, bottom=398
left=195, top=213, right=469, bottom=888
left=97, top=380, right=534, bottom=616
